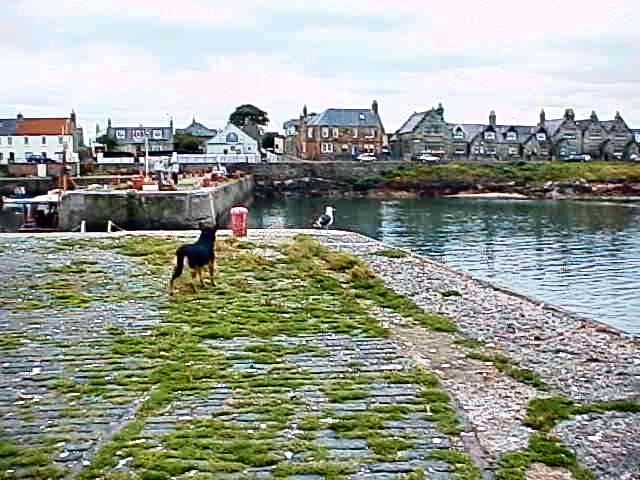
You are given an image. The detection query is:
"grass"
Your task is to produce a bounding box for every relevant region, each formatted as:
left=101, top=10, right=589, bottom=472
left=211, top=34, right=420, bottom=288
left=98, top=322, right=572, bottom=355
left=494, top=433, right=595, bottom=480
left=466, top=351, right=547, bottom=390
left=372, top=249, right=409, bottom=259
left=385, top=161, right=640, bottom=184
left=0, top=439, right=66, bottom=480
left=428, top=450, right=482, bottom=479
left=525, top=396, right=640, bottom=431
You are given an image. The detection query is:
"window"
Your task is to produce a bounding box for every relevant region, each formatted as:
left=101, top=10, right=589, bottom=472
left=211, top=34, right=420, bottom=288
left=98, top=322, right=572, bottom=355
left=307, top=127, right=314, bottom=139
left=321, top=127, right=330, bottom=138
left=474, top=146, right=485, bottom=155
left=0, top=153, right=3, bottom=161
left=365, top=128, right=377, bottom=138
left=8, top=137, right=12, bottom=146
left=24, top=137, right=29, bottom=145
left=332, top=128, right=339, bottom=138
left=115, top=130, right=126, bottom=140
left=321, top=142, right=334, bottom=153
left=563, top=132, right=576, bottom=139
left=453, top=129, right=464, bottom=139
left=341, top=144, right=349, bottom=152
left=226, top=132, right=238, bottom=143
left=484, top=131, right=495, bottom=140
left=41, top=152, right=47, bottom=158
left=353, top=128, right=358, bottom=138
left=536, top=133, right=547, bottom=141
left=508, top=147, right=518, bottom=155
left=9, top=152, right=14, bottom=161
left=152, top=129, right=162, bottom=139
left=358, top=113, right=365, bottom=120
left=487, top=146, right=497, bottom=155
left=506, top=131, right=517, bottom=141
left=454, top=146, right=466, bottom=155
left=42, top=136, right=47, bottom=145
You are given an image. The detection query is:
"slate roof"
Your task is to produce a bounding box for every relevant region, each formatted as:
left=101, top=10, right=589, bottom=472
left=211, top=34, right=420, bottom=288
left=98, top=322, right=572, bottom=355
left=543, top=119, right=564, bottom=136
left=283, top=119, right=299, bottom=130
left=176, top=119, right=217, bottom=137
left=241, top=124, right=261, bottom=141
left=397, top=112, right=426, bottom=135
left=308, top=109, right=382, bottom=128
left=0, top=119, right=17, bottom=136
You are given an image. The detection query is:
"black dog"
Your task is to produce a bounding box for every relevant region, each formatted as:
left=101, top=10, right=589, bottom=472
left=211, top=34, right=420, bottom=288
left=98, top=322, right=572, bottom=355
left=169, top=225, right=218, bottom=293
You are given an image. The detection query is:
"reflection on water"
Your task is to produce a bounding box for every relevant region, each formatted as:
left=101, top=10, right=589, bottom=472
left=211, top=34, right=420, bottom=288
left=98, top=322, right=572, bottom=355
left=249, top=197, right=640, bottom=335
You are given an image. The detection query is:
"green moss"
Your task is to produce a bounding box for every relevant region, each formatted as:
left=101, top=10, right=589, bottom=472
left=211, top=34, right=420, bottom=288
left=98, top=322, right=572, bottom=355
left=274, top=461, right=357, bottom=479
left=428, top=450, right=481, bottom=479
left=466, top=351, right=547, bottom=390
left=439, top=290, right=462, bottom=297
left=372, top=249, right=409, bottom=259
left=384, top=367, right=440, bottom=387
left=368, top=438, right=413, bottom=458
left=323, top=380, right=370, bottom=403
left=0, top=334, right=23, bottom=351
left=453, top=337, right=484, bottom=349
left=525, top=396, right=640, bottom=431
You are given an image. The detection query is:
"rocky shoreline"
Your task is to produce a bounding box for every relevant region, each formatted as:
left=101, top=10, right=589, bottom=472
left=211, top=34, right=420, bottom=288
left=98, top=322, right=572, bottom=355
left=0, top=229, right=638, bottom=480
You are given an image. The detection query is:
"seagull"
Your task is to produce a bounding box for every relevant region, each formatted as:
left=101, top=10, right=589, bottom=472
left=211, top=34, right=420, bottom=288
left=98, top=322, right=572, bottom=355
left=314, top=206, right=335, bottom=229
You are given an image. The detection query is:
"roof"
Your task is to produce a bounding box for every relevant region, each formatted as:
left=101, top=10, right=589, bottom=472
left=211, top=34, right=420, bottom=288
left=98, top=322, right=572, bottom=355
left=241, top=124, right=261, bottom=141
left=0, top=119, right=17, bottom=136
left=449, top=124, right=485, bottom=142
left=397, top=112, right=426, bottom=135
left=176, top=119, right=217, bottom=137
left=15, top=118, right=72, bottom=135
left=543, top=119, right=564, bottom=136
left=308, top=109, right=382, bottom=128
left=283, top=118, right=300, bottom=130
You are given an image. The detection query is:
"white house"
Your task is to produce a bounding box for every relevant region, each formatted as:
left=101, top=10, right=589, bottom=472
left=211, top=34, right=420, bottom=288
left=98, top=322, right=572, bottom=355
left=206, top=123, right=258, bottom=156
left=0, top=112, right=82, bottom=164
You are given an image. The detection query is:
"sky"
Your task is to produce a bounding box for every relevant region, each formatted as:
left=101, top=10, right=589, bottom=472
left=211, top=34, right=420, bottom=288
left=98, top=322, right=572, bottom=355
left=3, top=0, right=640, bottom=139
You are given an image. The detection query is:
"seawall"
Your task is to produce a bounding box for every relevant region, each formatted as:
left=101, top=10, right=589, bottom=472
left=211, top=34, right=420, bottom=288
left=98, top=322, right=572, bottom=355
left=58, top=176, right=253, bottom=231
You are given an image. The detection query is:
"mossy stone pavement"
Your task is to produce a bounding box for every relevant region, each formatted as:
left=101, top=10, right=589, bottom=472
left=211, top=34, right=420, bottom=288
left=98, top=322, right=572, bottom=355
left=0, top=230, right=637, bottom=480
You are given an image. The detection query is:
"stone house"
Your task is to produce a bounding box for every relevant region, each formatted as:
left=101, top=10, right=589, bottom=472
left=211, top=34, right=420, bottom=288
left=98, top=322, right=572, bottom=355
left=106, top=118, right=174, bottom=156
left=298, top=101, right=385, bottom=160
left=395, top=105, right=639, bottom=162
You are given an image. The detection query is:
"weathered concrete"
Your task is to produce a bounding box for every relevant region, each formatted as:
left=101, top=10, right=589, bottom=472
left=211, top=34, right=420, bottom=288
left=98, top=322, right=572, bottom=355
left=59, top=176, right=253, bottom=231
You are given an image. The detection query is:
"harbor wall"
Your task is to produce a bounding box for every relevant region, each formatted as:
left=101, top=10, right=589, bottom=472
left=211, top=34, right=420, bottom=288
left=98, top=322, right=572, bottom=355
left=59, top=176, right=254, bottom=231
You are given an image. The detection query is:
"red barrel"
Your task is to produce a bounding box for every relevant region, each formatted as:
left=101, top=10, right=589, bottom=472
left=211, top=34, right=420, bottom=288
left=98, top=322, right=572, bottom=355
left=230, top=206, right=248, bottom=237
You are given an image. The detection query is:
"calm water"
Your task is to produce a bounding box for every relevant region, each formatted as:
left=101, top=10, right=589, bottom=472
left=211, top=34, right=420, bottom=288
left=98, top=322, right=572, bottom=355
left=249, top=197, right=640, bottom=335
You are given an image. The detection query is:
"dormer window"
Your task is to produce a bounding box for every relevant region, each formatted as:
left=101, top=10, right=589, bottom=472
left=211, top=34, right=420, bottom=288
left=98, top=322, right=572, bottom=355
left=226, top=132, right=238, bottom=143
left=453, top=129, right=464, bottom=139
left=358, top=113, right=365, bottom=121
left=506, top=131, right=517, bottom=141
left=484, top=131, right=495, bottom=140
left=536, top=132, right=547, bottom=141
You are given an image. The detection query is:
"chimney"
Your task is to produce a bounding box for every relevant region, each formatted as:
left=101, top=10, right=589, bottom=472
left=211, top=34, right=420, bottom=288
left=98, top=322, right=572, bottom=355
left=564, top=108, right=575, bottom=121
left=436, top=103, right=444, bottom=118
left=70, top=109, right=76, bottom=125
left=372, top=100, right=379, bottom=115
left=539, top=108, right=546, bottom=126
left=303, top=104, right=308, bottom=118
left=615, top=111, right=622, bottom=121
left=489, top=110, right=496, bottom=126
left=17, top=112, right=24, bottom=122
left=107, top=118, right=112, bottom=129
left=590, top=110, right=598, bottom=122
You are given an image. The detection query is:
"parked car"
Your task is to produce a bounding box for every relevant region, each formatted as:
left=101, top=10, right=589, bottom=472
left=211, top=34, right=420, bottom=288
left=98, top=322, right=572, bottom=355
left=416, top=153, right=441, bottom=163
left=26, top=155, right=58, bottom=164
left=356, top=154, right=377, bottom=162
left=630, top=154, right=640, bottom=162
left=563, top=154, right=592, bottom=162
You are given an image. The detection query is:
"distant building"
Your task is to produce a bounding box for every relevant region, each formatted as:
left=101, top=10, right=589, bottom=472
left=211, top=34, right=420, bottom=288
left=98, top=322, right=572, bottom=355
left=175, top=117, right=217, bottom=142
left=297, top=101, right=385, bottom=160
left=0, top=111, right=82, bottom=164
left=274, top=135, right=285, bottom=155
left=105, top=118, right=174, bottom=156
left=394, top=104, right=639, bottom=161
left=205, top=123, right=259, bottom=156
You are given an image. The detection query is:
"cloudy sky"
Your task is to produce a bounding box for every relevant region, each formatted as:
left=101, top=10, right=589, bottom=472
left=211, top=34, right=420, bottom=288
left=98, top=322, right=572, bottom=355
left=3, top=0, right=640, bottom=138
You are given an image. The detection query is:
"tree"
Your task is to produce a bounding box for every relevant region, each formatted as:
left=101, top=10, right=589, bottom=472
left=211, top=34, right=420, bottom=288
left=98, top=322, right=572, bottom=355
left=96, top=134, right=118, bottom=151
left=229, top=104, right=269, bottom=127
left=173, top=133, right=204, bottom=153
left=261, top=132, right=277, bottom=150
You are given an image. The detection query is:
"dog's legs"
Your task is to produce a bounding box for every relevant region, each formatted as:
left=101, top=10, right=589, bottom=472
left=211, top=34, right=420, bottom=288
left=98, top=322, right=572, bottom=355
left=208, top=260, right=215, bottom=286
left=199, top=268, right=205, bottom=287
left=190, top=269, right=199, bottom=293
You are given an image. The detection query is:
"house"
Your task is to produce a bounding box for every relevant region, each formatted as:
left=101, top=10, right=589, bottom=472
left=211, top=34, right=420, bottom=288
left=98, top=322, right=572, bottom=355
left=283, top=118, right=301, bottom=156
left=105, top=118, right=174, bottom=156
left=175, top=117, right=217, bottom=142
left=0, top=111, right=82, bottom=164
left=395, top=104, right=639, bottom=162
left=298, top=101, right=385, bottom=160
left=205, top=123, right=259, bottom=158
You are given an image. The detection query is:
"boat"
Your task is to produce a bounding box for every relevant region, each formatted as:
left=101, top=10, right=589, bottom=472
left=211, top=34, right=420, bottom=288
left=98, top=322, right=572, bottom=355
left=1, top=189, right=62, bottom=232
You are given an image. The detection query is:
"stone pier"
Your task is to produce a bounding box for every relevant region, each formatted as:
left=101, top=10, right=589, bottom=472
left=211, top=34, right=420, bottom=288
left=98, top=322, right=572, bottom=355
left=58, top=176, right=254, bottom=231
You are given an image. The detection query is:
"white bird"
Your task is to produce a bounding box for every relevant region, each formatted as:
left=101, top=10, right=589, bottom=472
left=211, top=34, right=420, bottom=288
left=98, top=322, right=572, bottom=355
left=314, top=206, right=335, bottom=229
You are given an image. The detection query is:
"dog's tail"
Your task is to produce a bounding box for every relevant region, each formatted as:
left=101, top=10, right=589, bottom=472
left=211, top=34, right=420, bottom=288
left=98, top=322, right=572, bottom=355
left=171, top=246, right=187, bottom=282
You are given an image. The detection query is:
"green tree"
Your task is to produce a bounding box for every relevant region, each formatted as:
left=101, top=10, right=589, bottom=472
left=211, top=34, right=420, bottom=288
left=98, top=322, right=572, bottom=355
left=261, top=132, right=277, bottom=150
left=229, top=104, right=269, bottom=127
left=96, top=134, right=118, bottom=151
left=173, top=133, right=203, bottom=153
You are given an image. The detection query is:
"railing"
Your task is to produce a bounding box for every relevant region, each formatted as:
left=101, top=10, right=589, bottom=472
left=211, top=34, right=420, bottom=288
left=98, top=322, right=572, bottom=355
left=177, top=154, right=260, bottom=164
